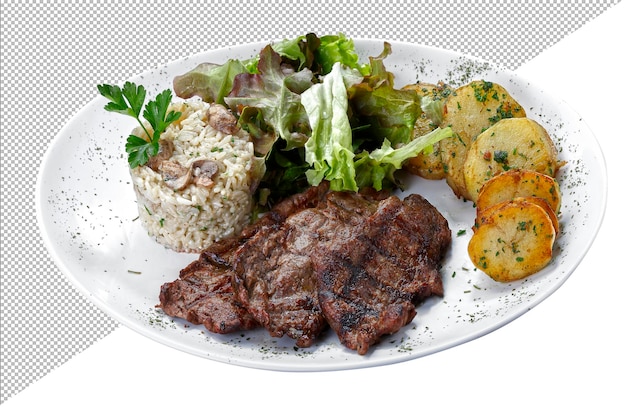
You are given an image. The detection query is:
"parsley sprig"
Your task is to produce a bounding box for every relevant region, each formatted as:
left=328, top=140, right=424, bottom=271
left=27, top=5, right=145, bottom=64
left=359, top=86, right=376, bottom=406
left=97, top=82, right=181, bottom=168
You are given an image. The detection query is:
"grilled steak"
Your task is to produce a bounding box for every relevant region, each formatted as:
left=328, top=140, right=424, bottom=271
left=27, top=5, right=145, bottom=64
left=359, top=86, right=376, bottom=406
left=159, top=183, right=332, bottom=344
left=158, top=238, right=258, bottom=334
left=311, top=194, right=450, bottom=354
left=231, top=216, right=327, bottom=347
left=232, top=188, right=389, bottom=347
left=158, top=183, right=451, bottom=354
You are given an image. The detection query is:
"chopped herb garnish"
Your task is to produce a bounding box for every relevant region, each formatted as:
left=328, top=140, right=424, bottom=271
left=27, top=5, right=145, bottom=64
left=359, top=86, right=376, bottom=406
left=493, top=150, right=508, bottom=164
left=472, top=80, right=494, bottom=102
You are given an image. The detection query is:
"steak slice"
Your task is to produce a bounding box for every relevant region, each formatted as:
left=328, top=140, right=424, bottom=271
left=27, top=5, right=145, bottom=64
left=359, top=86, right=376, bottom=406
left=158, top=238, right=258, bottom=334
left=158, top=183, right=332, bottom=342
left=231, top=217, right=327, bottom=347
left=231, top=189, right=387, bottom=347
left=312, top=194, right=451, bottom=355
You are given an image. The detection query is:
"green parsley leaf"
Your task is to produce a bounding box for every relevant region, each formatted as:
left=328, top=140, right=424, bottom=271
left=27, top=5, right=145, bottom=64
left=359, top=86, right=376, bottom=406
left=122, top=82, right=147, bottom=118
left=97, top=82, right=181, bottom=168
left=143, top=88, right=176, bottom=136
left=126, top=134, right=158, bottom=168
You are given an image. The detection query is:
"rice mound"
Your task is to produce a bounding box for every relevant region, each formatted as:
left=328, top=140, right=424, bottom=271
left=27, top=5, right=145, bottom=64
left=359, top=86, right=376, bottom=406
left=129, top=99, right=256, bottom=253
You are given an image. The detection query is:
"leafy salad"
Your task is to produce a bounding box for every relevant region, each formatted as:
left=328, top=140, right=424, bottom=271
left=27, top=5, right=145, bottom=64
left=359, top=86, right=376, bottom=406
left=103, top=33, right=453, bottom=208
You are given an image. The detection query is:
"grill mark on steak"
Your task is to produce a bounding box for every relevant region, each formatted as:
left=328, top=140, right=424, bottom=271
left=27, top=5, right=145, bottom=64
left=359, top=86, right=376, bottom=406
left=157, top=183, right=451, bottom=354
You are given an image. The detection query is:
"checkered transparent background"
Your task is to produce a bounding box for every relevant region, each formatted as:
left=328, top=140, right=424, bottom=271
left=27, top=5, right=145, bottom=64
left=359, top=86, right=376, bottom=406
left=1, top=0, right=621, bottom=403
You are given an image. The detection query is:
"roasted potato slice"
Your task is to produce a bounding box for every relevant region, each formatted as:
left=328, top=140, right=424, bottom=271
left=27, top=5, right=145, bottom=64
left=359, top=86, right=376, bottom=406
left=464, top=117, right=560, bottom=202
left=476, top=169, right=562, bottom=216
left=402, top=82, right=452, bottom=179
left=477, top=195, right=559, bottom=237
left=469, top=198, right=556, bottom=282
left=438, top=80, right=526, bottom=199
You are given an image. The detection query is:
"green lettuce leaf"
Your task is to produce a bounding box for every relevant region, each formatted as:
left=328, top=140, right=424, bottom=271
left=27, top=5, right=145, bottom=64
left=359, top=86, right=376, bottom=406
left=301, top=62, right=363, bottom=192
left=244, top=33, right=366, bottom=77
left=354, top=126, right=454, bottom=190
left=421, top=95, right=446, bottom=127
left=315, top=33, right=370, bottom=75
left=347, top=42, right=422, bottom=147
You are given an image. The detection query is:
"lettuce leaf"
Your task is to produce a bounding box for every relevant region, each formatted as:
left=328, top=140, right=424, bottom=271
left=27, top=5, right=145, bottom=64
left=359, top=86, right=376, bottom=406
left=347, top=42, right=422, bottom=147
left=172, top=60, right=248, bottom=105
left=266, top=35, right=309, bottom=70
left=354, top=126, right=454, bottom=190
left=315, top=33, right=370, bottom=75
left=243, top=35, right=309, bottom=73
left=225, top=45, right=314, bottom=150
left=301, top=62, right=363, bottom=192
left=421, top=95, right=446, bottom=127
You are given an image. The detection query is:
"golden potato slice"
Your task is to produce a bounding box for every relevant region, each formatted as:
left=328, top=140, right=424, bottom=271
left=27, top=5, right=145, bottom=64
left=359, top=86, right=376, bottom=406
left=476, top=169, right=562, bottom=215
left=438, top=80, right=526, bottom=199
left=403, top=134, right=446, bottom=180
left=402, top=82, right=452, bottom=179
left=402, top=82, right=451, bottom=101
left=464, top=117, right=560, bottom=202
left=469, top=198, right=556, bottom=282
left=477, top=196, right=559, bottom=237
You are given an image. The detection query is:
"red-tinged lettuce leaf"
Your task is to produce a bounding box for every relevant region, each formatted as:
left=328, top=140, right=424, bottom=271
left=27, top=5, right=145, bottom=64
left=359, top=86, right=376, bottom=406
left=173, top=60, right=248, bottom=105
left=225, top=45, right=314, bottom=150
left=236, top=106, right=277, bottom=156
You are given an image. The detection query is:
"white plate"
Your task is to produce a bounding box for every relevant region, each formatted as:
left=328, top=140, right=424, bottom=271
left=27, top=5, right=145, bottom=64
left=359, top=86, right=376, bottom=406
left=36, top=39, right=607, bottom=371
